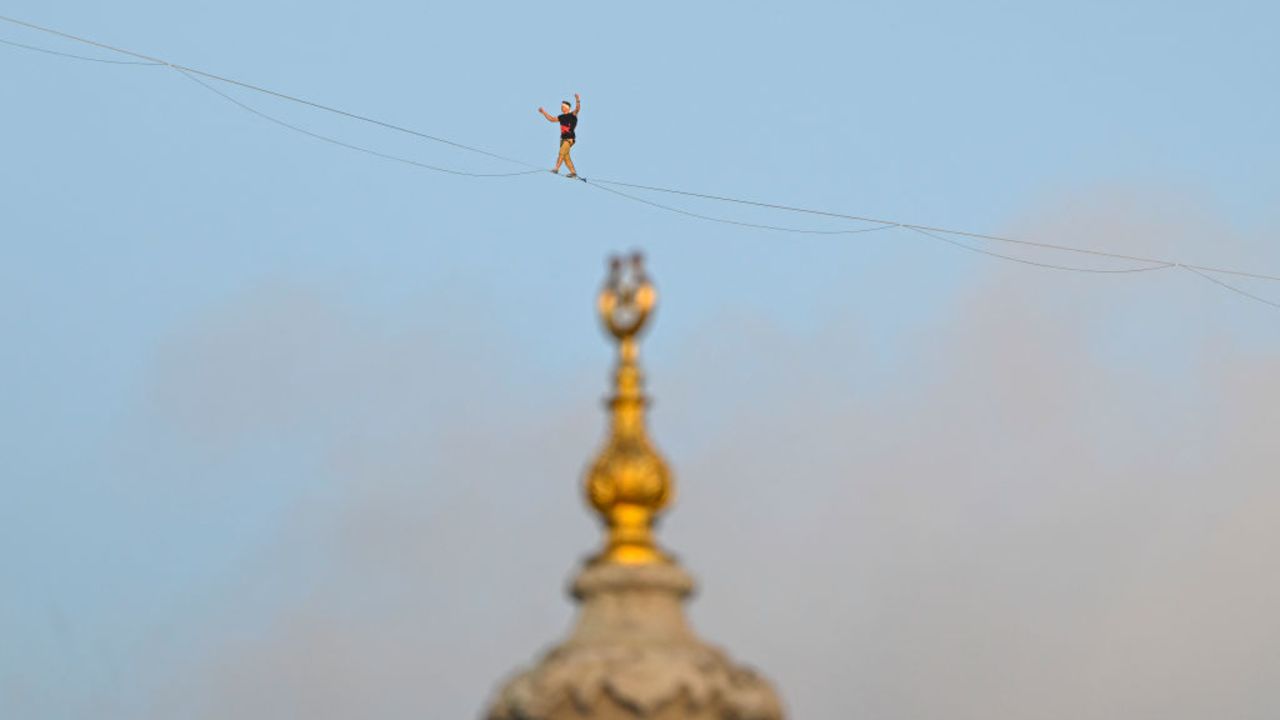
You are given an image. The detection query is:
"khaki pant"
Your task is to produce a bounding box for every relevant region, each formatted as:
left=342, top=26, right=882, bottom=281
left=558, top=138, right=575, bottom=162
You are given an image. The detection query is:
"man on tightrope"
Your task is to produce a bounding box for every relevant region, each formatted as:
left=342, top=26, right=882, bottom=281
left=539, top=93, right=580, bottom=178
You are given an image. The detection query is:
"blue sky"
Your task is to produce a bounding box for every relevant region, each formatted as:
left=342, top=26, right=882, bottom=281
left=3, top=2, right=1279, bottom=719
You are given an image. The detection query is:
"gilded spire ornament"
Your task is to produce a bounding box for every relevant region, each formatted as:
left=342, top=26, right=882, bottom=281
left=484, top=254, right=785, bottom=720
left=586, top=253, right=673, bottom=565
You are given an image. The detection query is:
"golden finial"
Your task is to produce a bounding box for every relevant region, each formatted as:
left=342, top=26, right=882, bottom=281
left=585, top=252, right=673, bottom=565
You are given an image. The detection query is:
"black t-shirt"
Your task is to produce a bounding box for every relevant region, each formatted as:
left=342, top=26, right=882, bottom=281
left=558, top=112, right=577, bottom=140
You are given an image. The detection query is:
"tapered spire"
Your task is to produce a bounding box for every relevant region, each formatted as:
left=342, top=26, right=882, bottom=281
left=585, top=252, right=674, bottom=565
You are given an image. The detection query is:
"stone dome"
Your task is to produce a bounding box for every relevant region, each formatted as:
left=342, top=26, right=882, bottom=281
left=486, top=564, right=783, bottom=720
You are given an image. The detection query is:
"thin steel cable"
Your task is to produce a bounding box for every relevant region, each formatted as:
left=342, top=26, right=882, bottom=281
left=0, top=36, right=162, bottom=65
left=908, top=227, right=1175, bottom=274
left=175, top=69, right=542, bottom=178
left=582, top=178, right=899, bottom=236
left=1181, top=265, right=1280, bottom=309
left=589, top=178, right=1172, bottom=264
left=2, top=29, right=547, bottom=179
left=0, top=14, right=543, bottom=172
left=589, top=177, right=1280, bottom=283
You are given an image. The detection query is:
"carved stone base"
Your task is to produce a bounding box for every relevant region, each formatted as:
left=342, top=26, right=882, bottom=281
left=485, top=562, right=784, bottom=720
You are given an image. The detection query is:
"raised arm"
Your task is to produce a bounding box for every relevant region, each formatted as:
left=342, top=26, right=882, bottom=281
left=538, top=107, right=558, bottom=122
left=573, top=93, right=581, bottom=116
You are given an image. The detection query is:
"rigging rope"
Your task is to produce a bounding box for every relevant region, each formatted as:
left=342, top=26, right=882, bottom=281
left=583, top=179, right=901, bottom=236
left=905, top=226, right=1174, bottom=274
left=174, top=68, right=542, bottom=178
left=0, top=35, right=161, bottom=65
left=0, top=15, right=541, bottom=172
left=584, top=177, right=1280, bottom=283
